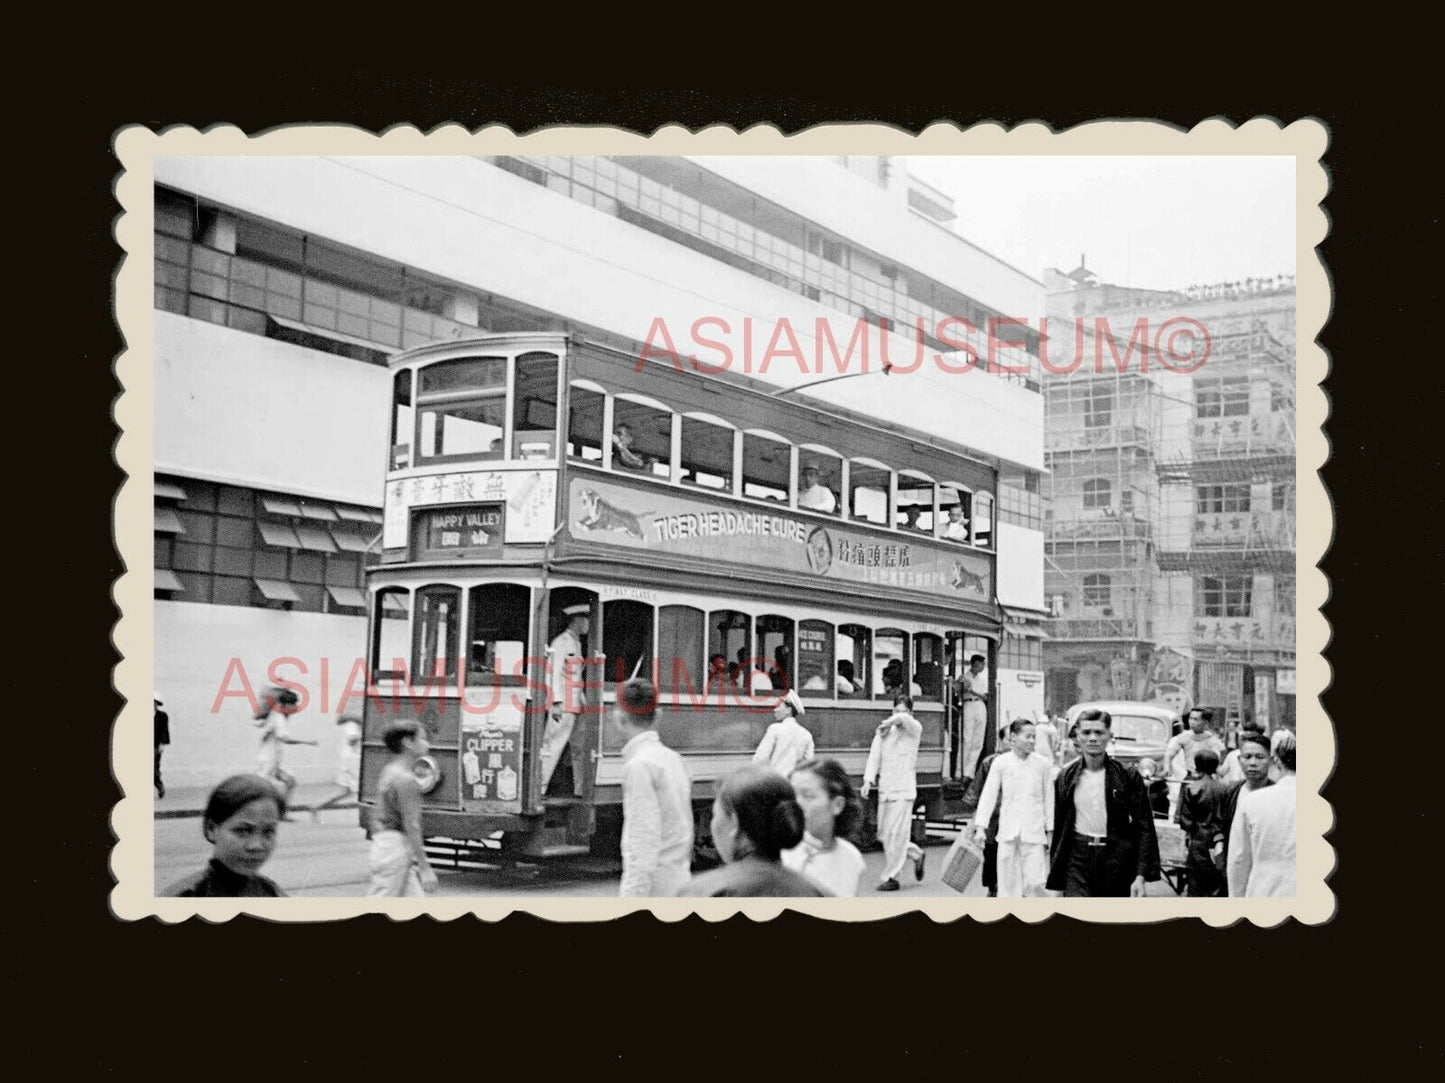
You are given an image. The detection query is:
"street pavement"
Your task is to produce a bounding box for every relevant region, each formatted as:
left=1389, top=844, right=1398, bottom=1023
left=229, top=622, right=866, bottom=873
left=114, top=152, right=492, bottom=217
left=155, top=813, right=1180, bottom=898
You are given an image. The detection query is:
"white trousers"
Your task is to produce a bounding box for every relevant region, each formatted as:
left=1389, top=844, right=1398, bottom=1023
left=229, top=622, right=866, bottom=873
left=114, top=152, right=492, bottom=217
left=367, top=831, right=423, bottom=897
left=961, top=700, right=987, bottom=778
left=996, top=838, right=1048, bottom=897
left=539, top=710, right=577, bottom=792
left=877, top=798, right=923, bottom=882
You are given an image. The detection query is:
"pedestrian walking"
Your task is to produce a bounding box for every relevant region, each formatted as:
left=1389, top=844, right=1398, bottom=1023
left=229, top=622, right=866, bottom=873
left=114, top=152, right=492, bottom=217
left=539, top=604, right=590, bottom=795
left=1046, top=708, right=1162, bottom=898
left=613, top=678, right=694, bottom=898
left=367, top=721, right=438, bottom=897
left=1177, top=747, right=1228, bottom=896
left=254, top=687, right=315, bottom=812
left=678, top=767, right=825, bottom=897
left=154, top=695, right=170, bottom=799
left=1033, top=711, right=1060, bottom=767
left=1164, top=708, right=1227, bottom=815
left=752, top=689, right=815, bottom=778
left=1219, top=730, right=1273, bottom=859
left=782, top=758, right=866, bottom=897
left=965, top=732, right=1009, bottom=897
left=1219, top=722, right=1266, bottom=786
left=862, top=694, right=925, bottom=892
left=162, top=774, right=287, bottom=897
left=957, top=655, right=989, bottom=783
left=1227, top=729, right=1296, bottom=897
left=973, top=718, right=1055, bottom=897
left=311, top=714, right=364, bottom=821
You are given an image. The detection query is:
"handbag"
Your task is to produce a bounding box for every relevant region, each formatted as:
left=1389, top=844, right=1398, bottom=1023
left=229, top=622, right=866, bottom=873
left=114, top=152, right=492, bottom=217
left=941, top=833, right=985, bottom=893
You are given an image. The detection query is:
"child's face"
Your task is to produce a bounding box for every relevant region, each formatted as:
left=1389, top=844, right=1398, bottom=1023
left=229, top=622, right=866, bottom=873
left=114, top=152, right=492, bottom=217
left=791, top=770, right=844, bottom=841
left=205, top=798, right=280, bottom=877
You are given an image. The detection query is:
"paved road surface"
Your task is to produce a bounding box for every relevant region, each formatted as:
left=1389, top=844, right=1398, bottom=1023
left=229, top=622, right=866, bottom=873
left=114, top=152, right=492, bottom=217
left=155, top=813, right=1179, bottom=898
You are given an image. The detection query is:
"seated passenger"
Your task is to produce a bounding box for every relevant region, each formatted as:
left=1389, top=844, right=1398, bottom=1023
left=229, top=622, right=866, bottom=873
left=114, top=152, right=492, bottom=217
left=611, top=423, right=649, bottom=471
left=835, top=660, right=857, bottom=697
left=705, top=654, right=729, bottom=692
left=880, top=659, right=922, bottom=698
left=797, top=465, right=837, bottom=513
left=943, top=505, right=970, bottom=541
left=898, top=505, right=923, bottom=532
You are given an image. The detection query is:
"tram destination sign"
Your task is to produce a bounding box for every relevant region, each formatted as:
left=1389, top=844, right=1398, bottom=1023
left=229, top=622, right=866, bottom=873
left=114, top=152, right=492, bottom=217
left=567, top=476, right=991, bottom=601
left=413, top=502, right=505, bottom=561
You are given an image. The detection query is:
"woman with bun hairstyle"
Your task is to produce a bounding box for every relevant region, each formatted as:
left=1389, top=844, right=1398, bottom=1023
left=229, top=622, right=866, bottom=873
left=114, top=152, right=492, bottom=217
left=163, top=774, right=287, bottom=897
left=679, top=767, right=827, bottom=896
left=783, top=758, right=866, bottom=897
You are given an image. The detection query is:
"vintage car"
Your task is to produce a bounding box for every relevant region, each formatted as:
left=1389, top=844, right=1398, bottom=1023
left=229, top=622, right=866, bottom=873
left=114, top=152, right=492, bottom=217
left=1062, top=700, right=1181, bottom=771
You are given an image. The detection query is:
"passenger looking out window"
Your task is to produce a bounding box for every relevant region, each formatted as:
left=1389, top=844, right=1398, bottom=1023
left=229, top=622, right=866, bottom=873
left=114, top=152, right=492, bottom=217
left=798, top=463, right=838, bottom=513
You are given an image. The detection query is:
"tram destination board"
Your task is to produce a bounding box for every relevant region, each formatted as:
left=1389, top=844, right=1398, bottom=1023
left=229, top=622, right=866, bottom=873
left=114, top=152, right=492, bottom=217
left=412, top=502, right=505, bottom=561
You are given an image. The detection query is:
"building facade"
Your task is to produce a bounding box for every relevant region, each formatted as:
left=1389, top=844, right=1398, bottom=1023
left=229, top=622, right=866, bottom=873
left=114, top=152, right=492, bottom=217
left=1040, top=264, right=1296, bottom=731
left=150, top=154, right=1046, bottom=790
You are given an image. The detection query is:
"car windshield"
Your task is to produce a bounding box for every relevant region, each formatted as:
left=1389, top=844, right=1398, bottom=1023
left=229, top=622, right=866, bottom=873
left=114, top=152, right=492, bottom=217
left=1109, top=714, right=1169, bottom=743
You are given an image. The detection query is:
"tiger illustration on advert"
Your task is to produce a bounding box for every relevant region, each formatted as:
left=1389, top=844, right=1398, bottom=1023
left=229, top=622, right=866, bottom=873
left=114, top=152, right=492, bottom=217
left=949, top=560, right=987, bottom=596
left=575, top=487, right=649, bottom=541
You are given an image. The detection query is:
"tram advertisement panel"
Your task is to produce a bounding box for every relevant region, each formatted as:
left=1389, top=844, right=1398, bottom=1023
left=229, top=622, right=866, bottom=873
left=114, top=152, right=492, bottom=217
left=459, top=698, right=526, bottom=815
left=567, top=476, right=991, bottom=601
left=383, top=469, right=557, bottom=550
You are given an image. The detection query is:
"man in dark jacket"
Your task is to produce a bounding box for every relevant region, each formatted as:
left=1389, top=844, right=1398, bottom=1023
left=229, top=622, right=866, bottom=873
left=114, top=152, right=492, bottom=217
left=965, top=730, right=1009, bottom=897
left=1219, top=729, right=1274, bottom=858
left=1047, top=708, right=1161, bottom=897
left=154, top=696, right=171, bottom=799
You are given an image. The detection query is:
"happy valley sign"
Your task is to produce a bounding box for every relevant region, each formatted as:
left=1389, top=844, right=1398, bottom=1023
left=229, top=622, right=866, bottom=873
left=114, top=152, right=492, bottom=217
left=568, top=476, right=992, bottom=601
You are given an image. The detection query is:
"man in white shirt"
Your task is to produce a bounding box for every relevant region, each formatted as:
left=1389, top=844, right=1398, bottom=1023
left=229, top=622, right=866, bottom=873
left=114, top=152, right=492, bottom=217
left=943, top=505, right=970, bottom=541
left=612, top=678, right=694, bottom=897
left=1227, top=728, right=1296, bottom=897
left=753, top=690, right=815, bottom=777
left=1033, top=712, right=1060, bottom=766
left=797, top=464, right=837, bottom=513
left=974, top=719, right=1055, bottom=896
left=958, top=654, right=989, bottom=783
left=862, top=694, right=925, bottom=891
left=540, top=604, right=590, bottom=795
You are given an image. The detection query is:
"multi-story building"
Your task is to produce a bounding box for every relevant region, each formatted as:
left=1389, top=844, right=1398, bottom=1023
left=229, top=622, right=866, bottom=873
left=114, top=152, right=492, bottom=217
left=1040, top=260, right=1296, bottom=731
left=150, top=153, right=1047, bottom=790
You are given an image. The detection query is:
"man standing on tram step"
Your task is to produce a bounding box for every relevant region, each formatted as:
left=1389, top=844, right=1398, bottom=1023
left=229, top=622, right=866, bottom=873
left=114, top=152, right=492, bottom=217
left=959, top=654, right=989, bottom=784
left=1046, top=708, right=1161, bottom=898
left=614, top=678, right=694, bottom=897
left=862, top=693, right=926, bottom=891
left=540, top=604, right=590, bottom=796
left=973, top=718, right=1054, bottom=897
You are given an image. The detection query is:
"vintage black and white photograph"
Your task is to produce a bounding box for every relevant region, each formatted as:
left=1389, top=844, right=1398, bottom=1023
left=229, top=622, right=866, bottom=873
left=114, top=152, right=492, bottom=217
left=112, top=122, right=1329, bottom=918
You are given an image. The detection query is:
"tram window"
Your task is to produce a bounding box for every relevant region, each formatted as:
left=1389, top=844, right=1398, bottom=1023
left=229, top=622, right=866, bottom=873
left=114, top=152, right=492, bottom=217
left=797, top=451, right=842, bottom=516
left=371, top=588, right=410, bottom=680
left=511, top=352, right=559, bottom=460
left=390, top=369, right=413, bottom=470
left=466, top=584, right=530, bottom=686
left=835, top=623, right=871, bottom=698
left=796, top=619, right=835, bottom=698
left=658, top=605, right=704, bottom=696
left=849, top=461, right=890, bottom=525
left=680, top=416, right=735, bottom=492
left=973, top=493, right=994, bottom=548
left=742, top=432, right=790, bottom=503
left=611, top=400, right=672, bottom=477
left=412, top=585, right=462, bottom=684
left=417, top=357, right=507, bottom=463
left=708, top=610, right=753, bottom=694
left=874, top=628, right=913, bottom=699
left=939, top=485, right=973, bottom=543
left=602, top=599, right=654, bottom=691
left=913, top=632, right=944, bottom=701
left=568, top=384, right=605, bottom=462
left=755, top=615, right=795, bottom=695
left=896, top=476, right=935, bottom=534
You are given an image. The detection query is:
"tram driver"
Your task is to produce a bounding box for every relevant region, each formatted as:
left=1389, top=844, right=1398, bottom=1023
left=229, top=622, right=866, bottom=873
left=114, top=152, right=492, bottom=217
left=540, top=604, right=591, bottom=796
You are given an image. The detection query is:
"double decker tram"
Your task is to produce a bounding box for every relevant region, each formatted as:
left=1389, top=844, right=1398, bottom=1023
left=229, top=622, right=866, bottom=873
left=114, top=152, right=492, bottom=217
left=359, top=333, right=1003, bottom=860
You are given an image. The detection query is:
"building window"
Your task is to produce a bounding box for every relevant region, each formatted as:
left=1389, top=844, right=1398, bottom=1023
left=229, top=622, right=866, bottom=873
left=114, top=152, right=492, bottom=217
left=1083, top=574, right=1111, bottom=609
left=1196, top=485, right=1251, bottom=514
left=1197, top=575, right=1253, bottom=618
left=1085, top=386, right=1113, bottom=428
left=1082, top=479, right=1112, bottom=509
left=1272, top=483, right=1291, bottom=511
left=1275, top=576, right=1295, bottom=615
left=1119, top=490, right=1135, bottom=515
left=1196, top=376, right=1251, bottom=418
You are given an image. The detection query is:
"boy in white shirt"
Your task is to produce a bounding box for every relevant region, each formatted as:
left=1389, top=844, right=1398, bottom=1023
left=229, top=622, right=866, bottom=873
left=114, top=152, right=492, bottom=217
left=974, top=719, right=1054, bottom=897
left=862, top=694, right=925, bottom=891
